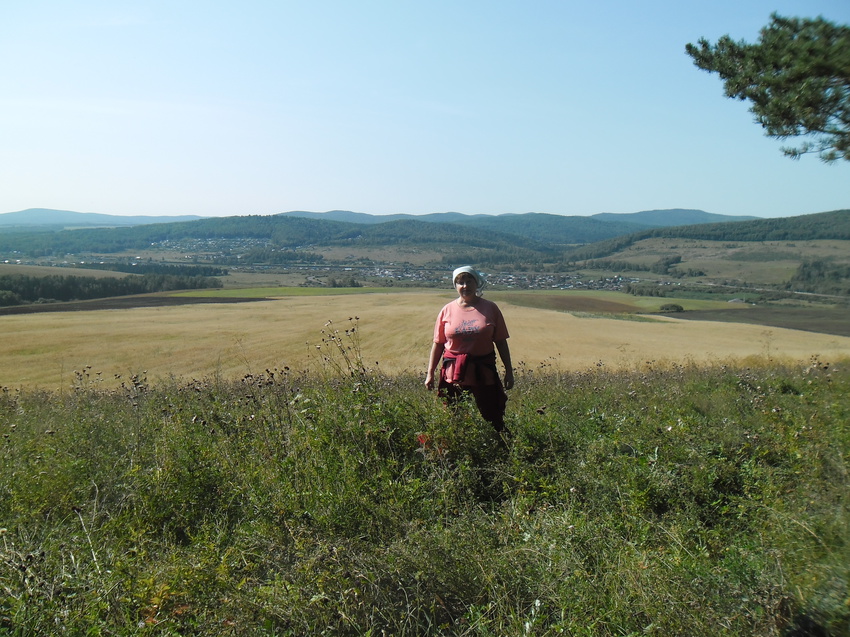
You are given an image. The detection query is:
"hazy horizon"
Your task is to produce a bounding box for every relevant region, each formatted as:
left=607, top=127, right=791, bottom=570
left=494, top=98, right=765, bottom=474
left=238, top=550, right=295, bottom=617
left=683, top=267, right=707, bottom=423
left=1, top=206, right=784, bottom=220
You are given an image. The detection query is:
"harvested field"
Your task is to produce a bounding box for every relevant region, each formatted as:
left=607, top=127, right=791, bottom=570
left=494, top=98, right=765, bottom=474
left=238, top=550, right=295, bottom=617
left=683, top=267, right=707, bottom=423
left=1, top=290, right=848, bottom=389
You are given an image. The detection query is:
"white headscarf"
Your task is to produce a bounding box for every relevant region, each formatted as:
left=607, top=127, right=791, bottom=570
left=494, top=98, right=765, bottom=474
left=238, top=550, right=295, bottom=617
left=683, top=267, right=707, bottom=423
left=452, top=266, right=485, bottom=296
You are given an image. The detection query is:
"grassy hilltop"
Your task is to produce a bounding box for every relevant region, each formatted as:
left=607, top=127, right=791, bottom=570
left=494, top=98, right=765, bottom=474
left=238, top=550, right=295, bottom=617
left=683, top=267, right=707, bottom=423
left=1, top=350, right=848, bottom=635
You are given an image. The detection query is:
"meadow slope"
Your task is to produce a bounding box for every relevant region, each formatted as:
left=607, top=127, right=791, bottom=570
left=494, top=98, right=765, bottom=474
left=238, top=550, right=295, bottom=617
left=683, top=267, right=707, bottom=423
left=1, top=291, right=848, bottom=388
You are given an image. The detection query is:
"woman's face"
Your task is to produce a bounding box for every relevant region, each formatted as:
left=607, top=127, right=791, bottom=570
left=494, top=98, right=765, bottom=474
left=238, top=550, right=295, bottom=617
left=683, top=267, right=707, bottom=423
left=455, top=273, right=478, bottom=298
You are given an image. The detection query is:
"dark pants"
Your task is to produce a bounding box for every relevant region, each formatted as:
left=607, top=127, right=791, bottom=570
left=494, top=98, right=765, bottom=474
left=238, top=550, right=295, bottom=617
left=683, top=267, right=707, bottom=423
left=438, top=380, right=508, bottom=433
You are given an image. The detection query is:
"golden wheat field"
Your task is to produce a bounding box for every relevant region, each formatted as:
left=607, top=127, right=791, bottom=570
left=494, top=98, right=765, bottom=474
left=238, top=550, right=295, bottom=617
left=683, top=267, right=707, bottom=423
left=2, top=290, right=849, bottom=389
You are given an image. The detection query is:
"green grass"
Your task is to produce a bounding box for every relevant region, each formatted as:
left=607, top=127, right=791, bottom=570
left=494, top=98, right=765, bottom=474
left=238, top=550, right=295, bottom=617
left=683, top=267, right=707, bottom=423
left=1, top=350, right=849, bottom=635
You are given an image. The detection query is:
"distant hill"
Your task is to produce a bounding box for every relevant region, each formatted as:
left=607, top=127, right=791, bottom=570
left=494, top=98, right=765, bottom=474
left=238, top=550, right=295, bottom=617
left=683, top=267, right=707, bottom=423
left=279, top=208, right=759, bottom=228
left=565, top=209, right=850, bottom=261
left=438, top=213, right=644, bottom=245
left=0, top=207, right=760, bottom=247
left=0, top=209, right=204, bottom=230
left=2, top=208, right=756, bottom=242
left=1, top=208, right=846, bottom=274
left=279, top=210, right=493, bottom=224
left=279, top=209, right=753, bottom=244
left=591, top=209, right=759, bottom=227
left=1, top=207, right=846, bottom=299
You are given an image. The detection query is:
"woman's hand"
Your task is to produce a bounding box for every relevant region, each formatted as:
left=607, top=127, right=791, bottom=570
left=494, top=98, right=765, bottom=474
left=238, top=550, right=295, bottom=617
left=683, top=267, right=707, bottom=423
left=495, top=339, right=513, bottom=390
left=425, top=342, right=444, bottom=391
left=503, top=368, right=514, bottom=390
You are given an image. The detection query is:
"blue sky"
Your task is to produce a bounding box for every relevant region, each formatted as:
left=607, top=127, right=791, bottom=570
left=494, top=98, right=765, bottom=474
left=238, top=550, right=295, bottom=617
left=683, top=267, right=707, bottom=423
left=2, top=1, right=848, bottom=219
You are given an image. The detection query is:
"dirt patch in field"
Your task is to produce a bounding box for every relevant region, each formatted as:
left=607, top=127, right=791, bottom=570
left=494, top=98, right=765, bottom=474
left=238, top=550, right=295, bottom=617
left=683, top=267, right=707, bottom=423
left=0, top=295, right=269, bottom=315
left=662, top=307, right=850, bottom=337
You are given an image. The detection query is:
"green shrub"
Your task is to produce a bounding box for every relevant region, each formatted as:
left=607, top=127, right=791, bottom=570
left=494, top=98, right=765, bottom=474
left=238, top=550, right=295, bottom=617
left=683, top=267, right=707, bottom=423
left=659, top=303, right=684, bottom=312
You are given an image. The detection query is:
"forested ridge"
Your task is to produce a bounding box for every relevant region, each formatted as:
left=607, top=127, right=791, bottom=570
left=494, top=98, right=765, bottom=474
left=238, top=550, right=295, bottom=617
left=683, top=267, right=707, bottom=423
left=437, top=212, right=648, bottom=244
left=0, top=215, right=354, bottom=256
left=2, top=210, right=845, bottom=260
left=564, top=209, right=850, bottom=261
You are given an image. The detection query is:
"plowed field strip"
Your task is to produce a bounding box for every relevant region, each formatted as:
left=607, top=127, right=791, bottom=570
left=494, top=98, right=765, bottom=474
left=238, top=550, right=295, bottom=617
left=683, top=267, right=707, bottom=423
left=0, top=295, right=268, bottom=315
left=663, top=308, right=850, bottom=337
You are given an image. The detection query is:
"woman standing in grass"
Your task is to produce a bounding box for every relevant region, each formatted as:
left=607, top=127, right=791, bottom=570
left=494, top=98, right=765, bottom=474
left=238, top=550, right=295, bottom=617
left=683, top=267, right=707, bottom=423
left=425, top=266, right=514, bottom=442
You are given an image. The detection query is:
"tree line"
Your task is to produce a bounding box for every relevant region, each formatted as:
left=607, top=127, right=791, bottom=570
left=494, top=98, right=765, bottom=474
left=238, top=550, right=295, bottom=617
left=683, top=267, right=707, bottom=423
left=788, top=260, right=850, bottom=295
left=77, top=263, right=229, bottom=276
left=0, top=273, right=222, bottom=306
left=211, top=247, right=325, bottom=265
